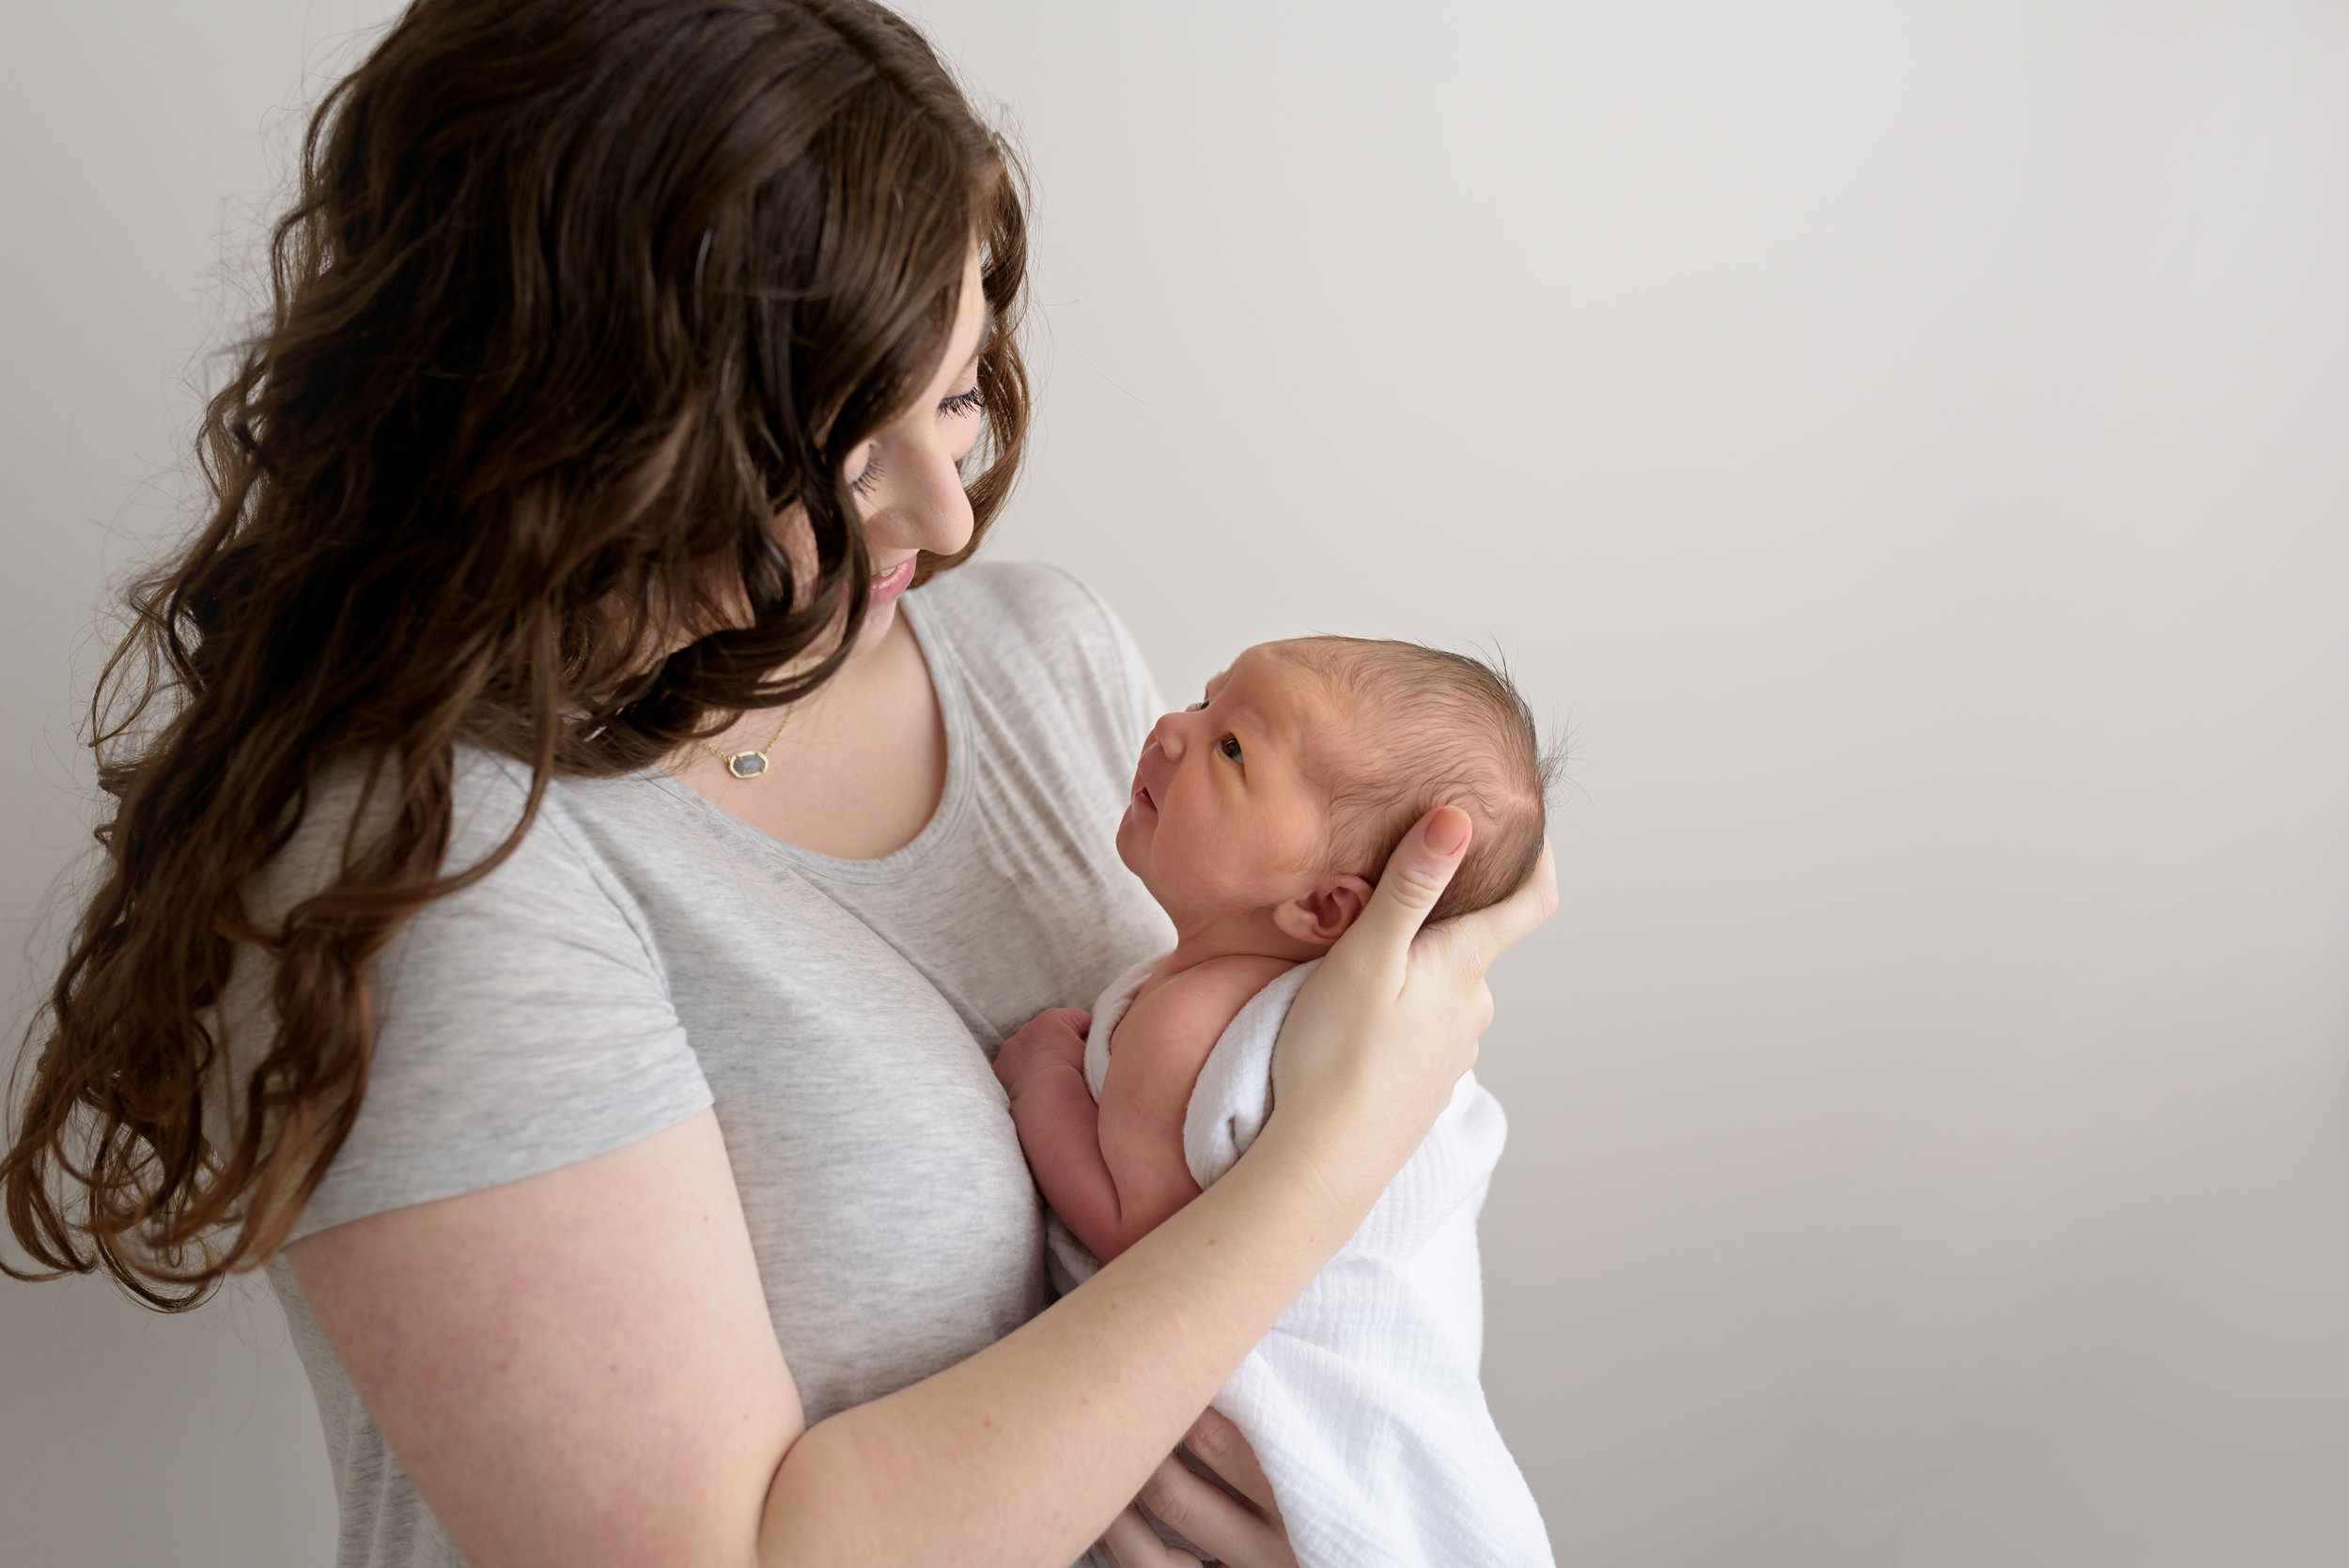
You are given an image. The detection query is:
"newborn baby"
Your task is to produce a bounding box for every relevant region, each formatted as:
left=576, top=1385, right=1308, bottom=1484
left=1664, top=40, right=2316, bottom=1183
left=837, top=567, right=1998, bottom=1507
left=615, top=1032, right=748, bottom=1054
left=995, top=635, right=1557, bottom=1568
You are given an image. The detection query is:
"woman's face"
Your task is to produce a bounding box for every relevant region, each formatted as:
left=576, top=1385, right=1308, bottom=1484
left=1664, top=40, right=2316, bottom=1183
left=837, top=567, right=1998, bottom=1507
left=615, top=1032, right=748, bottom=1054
left=833, top=243, right=990, bottom=656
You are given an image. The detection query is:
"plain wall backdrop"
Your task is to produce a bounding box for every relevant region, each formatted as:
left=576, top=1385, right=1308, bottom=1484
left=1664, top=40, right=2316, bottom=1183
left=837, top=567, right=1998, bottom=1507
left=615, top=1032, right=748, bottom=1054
left=6, top=2, right=2347, bottom=1564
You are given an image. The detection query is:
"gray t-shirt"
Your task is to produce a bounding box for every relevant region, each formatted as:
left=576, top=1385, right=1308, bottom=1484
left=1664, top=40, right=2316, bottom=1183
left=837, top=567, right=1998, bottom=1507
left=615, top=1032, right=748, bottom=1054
left=252, top=562, right=1175, bottom=1568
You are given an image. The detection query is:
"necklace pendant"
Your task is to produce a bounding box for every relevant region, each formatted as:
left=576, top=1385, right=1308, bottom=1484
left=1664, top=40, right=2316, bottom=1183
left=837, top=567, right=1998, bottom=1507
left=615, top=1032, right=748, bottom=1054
left=724, top=751, right=769, bottom=780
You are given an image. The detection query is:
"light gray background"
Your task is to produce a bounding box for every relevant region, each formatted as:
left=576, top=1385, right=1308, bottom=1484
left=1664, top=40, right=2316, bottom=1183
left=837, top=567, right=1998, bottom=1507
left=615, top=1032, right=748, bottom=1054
left=5, top=2, right=2346, bottom=1564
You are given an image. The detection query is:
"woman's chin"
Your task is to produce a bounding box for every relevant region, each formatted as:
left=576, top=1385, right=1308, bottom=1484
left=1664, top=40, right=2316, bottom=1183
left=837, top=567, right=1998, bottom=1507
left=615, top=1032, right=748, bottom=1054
left=849, top=598, right=900, bottom=656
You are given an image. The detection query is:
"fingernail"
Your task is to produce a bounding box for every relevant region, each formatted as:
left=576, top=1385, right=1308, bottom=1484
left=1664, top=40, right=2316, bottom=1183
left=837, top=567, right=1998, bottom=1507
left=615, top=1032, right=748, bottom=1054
left=1424, top=807, right=1470, bottom=856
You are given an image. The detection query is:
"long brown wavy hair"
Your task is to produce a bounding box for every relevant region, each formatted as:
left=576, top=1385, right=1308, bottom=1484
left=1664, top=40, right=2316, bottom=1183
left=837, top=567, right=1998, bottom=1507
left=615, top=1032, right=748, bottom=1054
left=3, top=0, right=1030, bottom=1309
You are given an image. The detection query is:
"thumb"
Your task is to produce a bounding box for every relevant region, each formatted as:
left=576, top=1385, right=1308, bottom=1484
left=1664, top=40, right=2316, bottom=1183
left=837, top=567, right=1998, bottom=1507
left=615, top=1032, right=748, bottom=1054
left=1337, top=806, right=1472, bottom=975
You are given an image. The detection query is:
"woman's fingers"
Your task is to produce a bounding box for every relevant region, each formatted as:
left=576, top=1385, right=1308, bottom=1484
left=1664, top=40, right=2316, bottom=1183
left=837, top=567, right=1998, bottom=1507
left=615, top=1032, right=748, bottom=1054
left=1138, top=1455, right=1299, bottom=1568
left=1181, top=1406, right=1281, bottom=1522
left=1420, top=836, right=1559, bottom=983
left=1260, top=819, right=1542, bottom=1209
left=1097, top=1504, right=1204, bottom=1567
left=1329, top=807, right=1474, bottom=983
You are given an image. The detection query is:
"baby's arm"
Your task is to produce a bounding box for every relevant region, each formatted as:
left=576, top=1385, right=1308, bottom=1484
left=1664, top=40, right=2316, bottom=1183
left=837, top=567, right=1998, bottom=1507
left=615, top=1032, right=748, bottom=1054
left=998, top=957, right=1293, bottom=1261
left=992, top=1008, right=1128, bottom=1252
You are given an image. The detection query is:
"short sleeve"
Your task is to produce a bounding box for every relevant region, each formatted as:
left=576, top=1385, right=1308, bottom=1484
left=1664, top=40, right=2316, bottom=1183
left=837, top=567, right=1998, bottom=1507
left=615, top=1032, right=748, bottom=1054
left=238, top=750, right=712, bottom=1243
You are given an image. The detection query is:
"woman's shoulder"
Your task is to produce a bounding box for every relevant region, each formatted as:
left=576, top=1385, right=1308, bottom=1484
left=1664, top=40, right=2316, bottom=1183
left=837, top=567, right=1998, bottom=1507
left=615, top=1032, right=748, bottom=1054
left=246, top=749, right=673, bottom=991
left=265, top=745, right=598, bottom=893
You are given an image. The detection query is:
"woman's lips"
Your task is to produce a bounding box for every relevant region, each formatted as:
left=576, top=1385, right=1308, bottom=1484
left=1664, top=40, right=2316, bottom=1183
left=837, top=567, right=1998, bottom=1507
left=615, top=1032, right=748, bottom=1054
left=870, top=556, right=918, bottom=602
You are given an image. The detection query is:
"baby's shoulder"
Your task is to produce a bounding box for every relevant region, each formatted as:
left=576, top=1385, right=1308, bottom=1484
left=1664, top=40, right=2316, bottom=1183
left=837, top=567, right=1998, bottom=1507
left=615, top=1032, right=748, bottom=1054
left=1121, top=955, right=1298, bottom=1057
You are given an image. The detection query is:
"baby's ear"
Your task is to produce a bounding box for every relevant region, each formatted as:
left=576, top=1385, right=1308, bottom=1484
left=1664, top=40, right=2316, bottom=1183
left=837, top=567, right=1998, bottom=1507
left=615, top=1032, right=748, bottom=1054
left=1272, top=873, right=1377, bottom=947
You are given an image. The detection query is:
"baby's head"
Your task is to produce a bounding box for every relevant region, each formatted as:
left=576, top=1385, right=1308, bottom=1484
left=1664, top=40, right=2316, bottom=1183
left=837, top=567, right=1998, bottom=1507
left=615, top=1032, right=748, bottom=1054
left=1117, top=637, right=1556, bottom=955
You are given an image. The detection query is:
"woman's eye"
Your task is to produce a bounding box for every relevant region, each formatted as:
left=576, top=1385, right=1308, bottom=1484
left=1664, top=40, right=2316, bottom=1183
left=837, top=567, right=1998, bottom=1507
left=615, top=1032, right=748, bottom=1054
left=849, top=451, right=884, bottom=497
left=939, top=385, right=984, bottom=418
left=1219, top=735, right=1243, bottom=762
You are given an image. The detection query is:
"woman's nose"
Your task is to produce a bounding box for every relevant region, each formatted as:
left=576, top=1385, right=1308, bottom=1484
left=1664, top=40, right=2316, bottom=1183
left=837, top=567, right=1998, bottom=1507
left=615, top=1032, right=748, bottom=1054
left=901, top=449, right=974, bottom=555
left=859, top=431, right=976, bottom=557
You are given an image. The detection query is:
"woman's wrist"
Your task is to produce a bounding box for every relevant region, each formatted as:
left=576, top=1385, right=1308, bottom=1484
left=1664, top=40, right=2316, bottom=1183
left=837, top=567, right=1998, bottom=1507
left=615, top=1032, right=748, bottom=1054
left=1223, top=1102, right=1395, bottom=1244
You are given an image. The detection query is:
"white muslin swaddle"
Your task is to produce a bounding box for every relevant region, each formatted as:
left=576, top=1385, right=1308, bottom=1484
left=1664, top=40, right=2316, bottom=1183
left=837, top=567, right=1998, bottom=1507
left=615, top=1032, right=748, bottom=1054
left=1048, top=957, right=1555, bottom=1568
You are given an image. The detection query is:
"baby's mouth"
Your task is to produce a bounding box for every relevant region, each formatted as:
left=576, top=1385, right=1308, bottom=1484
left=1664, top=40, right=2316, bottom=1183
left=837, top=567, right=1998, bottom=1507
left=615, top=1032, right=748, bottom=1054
left=1129, top=738, right=1167, bottom=817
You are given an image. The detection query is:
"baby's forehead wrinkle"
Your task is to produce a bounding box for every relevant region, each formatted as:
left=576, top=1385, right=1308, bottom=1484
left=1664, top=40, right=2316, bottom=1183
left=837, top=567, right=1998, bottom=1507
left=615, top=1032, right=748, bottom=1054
left=1247, top=648, right=1328, bottom=733
left=1274, top=677, right=1373, bottom=802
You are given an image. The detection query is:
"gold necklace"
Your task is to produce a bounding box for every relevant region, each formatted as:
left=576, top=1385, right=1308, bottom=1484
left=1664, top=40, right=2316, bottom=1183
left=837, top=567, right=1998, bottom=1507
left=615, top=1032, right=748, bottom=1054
left=694, top=707, right=791, bottom=780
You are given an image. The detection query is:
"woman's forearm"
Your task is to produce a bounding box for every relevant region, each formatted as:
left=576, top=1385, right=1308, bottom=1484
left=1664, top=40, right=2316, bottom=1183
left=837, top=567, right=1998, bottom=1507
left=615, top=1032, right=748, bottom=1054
left=288, top=1089, right=1374, bottom=1568
left=755, top=1120, right=1362, bottom=1566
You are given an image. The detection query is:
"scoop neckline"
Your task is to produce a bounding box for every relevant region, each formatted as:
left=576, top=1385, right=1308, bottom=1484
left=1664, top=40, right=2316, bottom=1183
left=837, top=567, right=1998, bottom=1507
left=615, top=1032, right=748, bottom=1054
left=638, top=587, right=976, bottom=885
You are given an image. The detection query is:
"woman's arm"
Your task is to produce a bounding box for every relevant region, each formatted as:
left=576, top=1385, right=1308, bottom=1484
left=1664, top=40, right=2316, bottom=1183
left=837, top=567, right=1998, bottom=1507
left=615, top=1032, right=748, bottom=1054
left=287, top=811, right=1555, bottom=1568
left=289, top=1099, right=1357, bottom=1568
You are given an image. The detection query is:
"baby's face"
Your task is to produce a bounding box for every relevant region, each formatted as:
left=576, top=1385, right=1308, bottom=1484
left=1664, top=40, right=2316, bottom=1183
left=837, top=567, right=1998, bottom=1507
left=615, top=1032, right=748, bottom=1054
left=1116, top=644, right=1343, bottom=927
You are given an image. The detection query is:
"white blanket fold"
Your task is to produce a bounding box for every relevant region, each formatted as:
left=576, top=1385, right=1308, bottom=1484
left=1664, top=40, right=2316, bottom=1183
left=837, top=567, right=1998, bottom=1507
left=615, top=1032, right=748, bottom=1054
left=1048, top=958, right=1555, bottom=1568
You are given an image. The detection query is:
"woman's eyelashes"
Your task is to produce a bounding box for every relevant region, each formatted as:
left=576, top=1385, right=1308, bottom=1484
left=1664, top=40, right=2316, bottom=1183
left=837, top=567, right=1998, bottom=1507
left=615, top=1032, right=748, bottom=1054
left=849, top=449, right=884, bottom=497
left=848, top=387, right=981, bottom=496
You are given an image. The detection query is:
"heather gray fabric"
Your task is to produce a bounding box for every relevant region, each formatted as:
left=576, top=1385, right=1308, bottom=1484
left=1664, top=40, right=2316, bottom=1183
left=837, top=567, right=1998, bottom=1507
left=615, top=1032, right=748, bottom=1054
left=249, top=563, right=1174, bottom=1568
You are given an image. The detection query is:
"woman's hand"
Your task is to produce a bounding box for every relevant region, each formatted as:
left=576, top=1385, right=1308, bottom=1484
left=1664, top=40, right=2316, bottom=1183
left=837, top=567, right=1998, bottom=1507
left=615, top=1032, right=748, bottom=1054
left=1098, top=1408, right=1296, bottom=1568
left=1264, top=807, right=1558, bottom=1213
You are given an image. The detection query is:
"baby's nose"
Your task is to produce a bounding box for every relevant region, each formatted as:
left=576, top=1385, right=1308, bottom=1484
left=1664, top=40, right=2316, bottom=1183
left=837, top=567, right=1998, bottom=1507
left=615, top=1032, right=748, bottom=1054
left=1158, top=716, right=1186, bottom=760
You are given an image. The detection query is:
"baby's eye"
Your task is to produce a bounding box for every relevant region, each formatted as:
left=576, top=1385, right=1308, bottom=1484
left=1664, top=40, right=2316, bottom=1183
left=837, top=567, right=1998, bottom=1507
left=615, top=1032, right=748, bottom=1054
left=1186, top=702, right=1206, bottom=712
left=1219, top=735, right=1243, bottom=762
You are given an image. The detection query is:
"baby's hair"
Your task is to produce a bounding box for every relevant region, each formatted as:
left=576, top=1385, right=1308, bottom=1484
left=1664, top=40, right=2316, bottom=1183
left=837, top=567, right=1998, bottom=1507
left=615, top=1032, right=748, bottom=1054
left=1273, top=637, right=1561, bottom=923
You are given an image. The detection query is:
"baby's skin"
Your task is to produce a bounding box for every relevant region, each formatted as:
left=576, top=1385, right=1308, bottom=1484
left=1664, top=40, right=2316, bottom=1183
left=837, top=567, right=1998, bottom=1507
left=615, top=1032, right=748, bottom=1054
left=994, top=642, right=1387, bottom=1261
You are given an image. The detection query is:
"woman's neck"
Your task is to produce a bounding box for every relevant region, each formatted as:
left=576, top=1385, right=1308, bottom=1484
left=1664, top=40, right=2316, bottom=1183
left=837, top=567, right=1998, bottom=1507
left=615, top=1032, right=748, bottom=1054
left=671, top=608, right=948, bottom=860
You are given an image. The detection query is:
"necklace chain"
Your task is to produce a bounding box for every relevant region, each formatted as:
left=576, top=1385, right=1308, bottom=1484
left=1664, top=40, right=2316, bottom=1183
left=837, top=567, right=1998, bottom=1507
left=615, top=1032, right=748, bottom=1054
left=693, top=708, right=791, bottom=781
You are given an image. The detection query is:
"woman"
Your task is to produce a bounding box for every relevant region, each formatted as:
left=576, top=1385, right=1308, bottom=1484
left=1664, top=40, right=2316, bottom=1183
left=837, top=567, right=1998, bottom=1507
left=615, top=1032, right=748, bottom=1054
left=2, top=2, right=1552, bottom=1563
